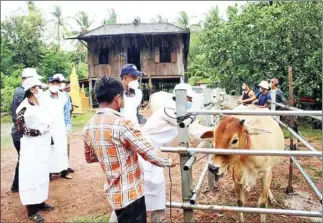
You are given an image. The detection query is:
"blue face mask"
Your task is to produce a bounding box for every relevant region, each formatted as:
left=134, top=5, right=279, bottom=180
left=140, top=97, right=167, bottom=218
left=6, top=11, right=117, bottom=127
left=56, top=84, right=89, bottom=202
left=186, top=101, right=192, bottom=110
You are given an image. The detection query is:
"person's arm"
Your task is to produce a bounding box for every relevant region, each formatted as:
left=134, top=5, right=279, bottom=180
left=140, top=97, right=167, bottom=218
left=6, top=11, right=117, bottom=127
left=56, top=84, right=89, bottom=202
left=63, top=93, right=72, bottom=131
left=11, top=87, right=25, bottom=124
left=119, top=120, right=173, bottom=167
left=16, top=107, right=48, bottom=136
left=242, top=91, right=257, bottom=104
left=84, top=140, right=99, bottom=163
left=278, top=90, right=287, bottom=104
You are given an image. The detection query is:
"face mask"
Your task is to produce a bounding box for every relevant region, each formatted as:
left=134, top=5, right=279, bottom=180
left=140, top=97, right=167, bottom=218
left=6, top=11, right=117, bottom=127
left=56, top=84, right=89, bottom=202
left=34, top=89, right=45, bottom=100
left=259, top=87, right=264, bottom=93
left=60, top=83, right=66, bottom=90
left=242, top=85, right=246, bottom=90
left=49, top=85, right=59, bottom=93
left=186, top=101, right=193, bottom=110
left=128, top=80, right=139, bottom=89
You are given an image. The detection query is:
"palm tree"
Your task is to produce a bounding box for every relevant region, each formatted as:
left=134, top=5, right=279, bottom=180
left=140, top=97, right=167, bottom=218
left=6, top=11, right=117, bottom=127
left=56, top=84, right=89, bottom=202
left=176, top=11, right=190, bottom=28
left=104, top=9, right=117, bottom=25
left=75, top=11, right=93, bottom=35
left=51, top=5, right=63, bottom=47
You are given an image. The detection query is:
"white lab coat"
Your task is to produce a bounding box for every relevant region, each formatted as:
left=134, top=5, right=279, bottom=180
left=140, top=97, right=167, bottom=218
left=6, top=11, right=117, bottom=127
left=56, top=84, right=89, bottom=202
left=17, top=99, right=51, bottom=205
left=45, top=91, right=69, bottom=173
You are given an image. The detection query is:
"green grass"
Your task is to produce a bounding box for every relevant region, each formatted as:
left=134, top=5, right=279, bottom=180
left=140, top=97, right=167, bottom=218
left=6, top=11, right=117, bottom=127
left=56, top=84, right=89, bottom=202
left=68, top=214, right=110, bottom=223
left=298, top=128, right=322, bottom=141
left=1, top=135, right=12, bottom=150
left=1, top=115, right=11, bottom=124
left=71, top=111, right=95, bottom=132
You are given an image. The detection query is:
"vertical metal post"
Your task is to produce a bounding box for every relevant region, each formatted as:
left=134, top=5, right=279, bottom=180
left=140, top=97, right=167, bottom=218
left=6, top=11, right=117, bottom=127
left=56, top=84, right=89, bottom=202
left=271, top=90, right=278, bottom=120
left=203, top=88, right=216, bottom=191
left=175, top=89, right=194, bottom=222
left=286, top=66, right=294, bottom=194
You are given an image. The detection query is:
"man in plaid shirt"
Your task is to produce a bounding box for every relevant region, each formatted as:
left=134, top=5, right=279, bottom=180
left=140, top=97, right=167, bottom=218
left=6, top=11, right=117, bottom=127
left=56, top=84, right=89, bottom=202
left=83, top=76, right=175, bottom=223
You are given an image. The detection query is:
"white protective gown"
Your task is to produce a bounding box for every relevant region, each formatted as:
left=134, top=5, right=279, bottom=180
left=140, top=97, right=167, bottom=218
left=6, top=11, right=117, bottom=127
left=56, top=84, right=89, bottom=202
left=121, top=89, right=167, bottom=211
left=45, top=91, right=69, bottom=173
left=17, top=99, right=51, bottom=205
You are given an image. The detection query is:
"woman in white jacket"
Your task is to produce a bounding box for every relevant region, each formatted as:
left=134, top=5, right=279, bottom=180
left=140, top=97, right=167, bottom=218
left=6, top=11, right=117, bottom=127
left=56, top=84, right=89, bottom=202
left=16, top=77, right=54, bottom=222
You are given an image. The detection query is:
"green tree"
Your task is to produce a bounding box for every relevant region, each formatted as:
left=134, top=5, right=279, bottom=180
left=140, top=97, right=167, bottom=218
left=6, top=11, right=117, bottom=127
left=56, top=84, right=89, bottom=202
left=104, top=9, right=117, bottom=24
left=196, top=2, right=322, bottom=98
left=1, top=2, right=46, bottom=67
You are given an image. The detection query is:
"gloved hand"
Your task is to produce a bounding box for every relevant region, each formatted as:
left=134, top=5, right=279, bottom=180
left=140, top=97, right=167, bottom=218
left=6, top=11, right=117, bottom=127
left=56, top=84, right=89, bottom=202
left=66, top=124, right=72, bottom=134
left=42, top=125, right=51, bottom=134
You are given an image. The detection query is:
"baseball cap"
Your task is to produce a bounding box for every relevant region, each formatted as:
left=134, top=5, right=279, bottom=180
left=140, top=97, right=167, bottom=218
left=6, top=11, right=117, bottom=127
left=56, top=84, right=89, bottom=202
left=120, top=64, right=142, bottom=77
left=21, top=68, right=43, bottom=79
left=271, top=78, right=279, bottom=85
left=53, top=73, right=67, bottom=82
left=48, top=76, right=61, bottom=83
left=22, top=77, right=45, bottom=91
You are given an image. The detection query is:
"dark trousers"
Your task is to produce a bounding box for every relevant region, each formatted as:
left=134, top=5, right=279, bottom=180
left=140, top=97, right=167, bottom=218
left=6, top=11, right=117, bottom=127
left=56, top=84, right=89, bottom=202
left=11, top=139, right=21, bottom=189
left=115, top=196, right=147, bottom=223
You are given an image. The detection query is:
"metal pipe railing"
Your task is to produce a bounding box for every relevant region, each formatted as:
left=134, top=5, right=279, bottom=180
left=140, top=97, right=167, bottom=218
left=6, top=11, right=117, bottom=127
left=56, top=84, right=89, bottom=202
left=291, top=156, right=322, bottom=204
left=160, top=147, right=322, bottom=157
left=187, top=109, right=322, bottom=117
left=189, top=157, right=210, bottom=205
left=166, top=202, right=322, bottom=217
left=276, top=119, right=322, bottom=160
left=269, top=100, right=322, bottom=122
left=183, top=155, right=196, bottom=171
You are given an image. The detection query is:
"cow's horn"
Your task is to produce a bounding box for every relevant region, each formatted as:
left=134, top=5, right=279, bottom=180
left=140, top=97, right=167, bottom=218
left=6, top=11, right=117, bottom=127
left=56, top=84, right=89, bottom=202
left=240, top=119, right=245, bottom=125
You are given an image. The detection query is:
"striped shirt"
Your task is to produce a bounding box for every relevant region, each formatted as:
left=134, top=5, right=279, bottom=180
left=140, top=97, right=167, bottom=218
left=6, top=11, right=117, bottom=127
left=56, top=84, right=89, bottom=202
left=82, top=108, right=172, bottom=210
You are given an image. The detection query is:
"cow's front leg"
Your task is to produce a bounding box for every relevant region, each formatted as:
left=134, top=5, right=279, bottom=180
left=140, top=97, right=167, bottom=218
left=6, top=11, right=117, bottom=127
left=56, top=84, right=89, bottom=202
left=258, top=169, right=273, bottom=223
left=235, top=182, right=245, bottom=223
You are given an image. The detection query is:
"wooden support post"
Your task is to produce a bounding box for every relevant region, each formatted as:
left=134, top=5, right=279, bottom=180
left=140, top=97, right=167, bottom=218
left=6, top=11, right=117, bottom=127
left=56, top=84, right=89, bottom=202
left=286, top=65, right=294, bottom=194
left=148, top=73, right=152, bottom=96
left=175, top=89, right=194, bottom=223
left=89, top=79, right=93, bottom=108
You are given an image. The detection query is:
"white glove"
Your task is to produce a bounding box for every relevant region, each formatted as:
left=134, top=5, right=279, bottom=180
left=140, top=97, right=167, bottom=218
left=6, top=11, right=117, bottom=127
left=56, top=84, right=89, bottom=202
left=42, top=125, right=51, bottom=134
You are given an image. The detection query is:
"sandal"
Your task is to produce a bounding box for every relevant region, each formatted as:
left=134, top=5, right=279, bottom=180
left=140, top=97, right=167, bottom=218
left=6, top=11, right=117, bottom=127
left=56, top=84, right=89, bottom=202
left=39, top=203, right=55, bottom=211
left=28, top=213, right=44, bottom=223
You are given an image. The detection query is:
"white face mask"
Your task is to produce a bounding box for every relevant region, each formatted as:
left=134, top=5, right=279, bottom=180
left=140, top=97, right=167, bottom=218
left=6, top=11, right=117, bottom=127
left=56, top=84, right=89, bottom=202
left=49, top=85, right=59, bottom=93
left=60, top=83, right=66, bottom=90
left=34, top=89, right=45, bottom=100
left=128, top=80, right=139, bottom=89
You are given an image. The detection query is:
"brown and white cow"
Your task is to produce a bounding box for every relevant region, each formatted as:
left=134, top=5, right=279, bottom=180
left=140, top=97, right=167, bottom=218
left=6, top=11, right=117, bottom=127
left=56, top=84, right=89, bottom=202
left=201, top=105, right=285, bottom=223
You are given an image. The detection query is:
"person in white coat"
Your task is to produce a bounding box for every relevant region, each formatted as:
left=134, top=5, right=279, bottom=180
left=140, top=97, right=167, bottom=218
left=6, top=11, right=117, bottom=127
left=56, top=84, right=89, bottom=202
left=46, top=76, right=71, bottom=180
left=16, top=77, right=55, bottom=222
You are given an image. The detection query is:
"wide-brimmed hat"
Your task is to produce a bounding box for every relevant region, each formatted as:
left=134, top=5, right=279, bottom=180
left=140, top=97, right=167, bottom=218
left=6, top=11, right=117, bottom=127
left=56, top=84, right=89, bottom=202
left=258, top=80, right=269, bottom=90
left=22, top=77, right=46, bottom=91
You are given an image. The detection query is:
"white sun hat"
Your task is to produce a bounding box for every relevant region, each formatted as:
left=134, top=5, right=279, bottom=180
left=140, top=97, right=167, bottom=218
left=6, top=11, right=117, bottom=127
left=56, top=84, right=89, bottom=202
left=21, top=68, right=43, bottom=79
left=173, top=82, right=196, bottom=98
left=258, top=80, right=269, bottom=90
left=22, top=77, right=46, bottom=91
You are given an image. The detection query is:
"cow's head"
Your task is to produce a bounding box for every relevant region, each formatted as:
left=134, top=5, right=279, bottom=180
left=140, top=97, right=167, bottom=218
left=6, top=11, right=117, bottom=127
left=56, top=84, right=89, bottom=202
left=200, top=116, right=271, bottom=181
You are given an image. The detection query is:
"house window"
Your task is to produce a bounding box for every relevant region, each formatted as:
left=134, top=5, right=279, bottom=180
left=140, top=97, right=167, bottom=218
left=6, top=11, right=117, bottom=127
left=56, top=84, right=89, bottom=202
left=99, top=48, right=110, bottom=64
left=159, top=46, right=171, bottom=63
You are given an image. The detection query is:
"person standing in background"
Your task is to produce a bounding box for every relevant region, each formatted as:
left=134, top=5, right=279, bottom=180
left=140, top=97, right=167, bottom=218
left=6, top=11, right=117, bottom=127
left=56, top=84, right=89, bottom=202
left=269, top=78, right=287, bottom=104
left=10, top=68, right=43, bottom=193
left=46, top=76, right=72, bottom=180
left=53, top=73, right=74, bottom=173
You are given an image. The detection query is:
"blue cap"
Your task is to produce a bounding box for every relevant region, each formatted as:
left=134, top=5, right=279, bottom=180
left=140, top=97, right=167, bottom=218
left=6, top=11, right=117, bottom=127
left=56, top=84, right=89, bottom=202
left=48, top=76, right=61, bottom=83
left=120, top=64, right=142, bottom=77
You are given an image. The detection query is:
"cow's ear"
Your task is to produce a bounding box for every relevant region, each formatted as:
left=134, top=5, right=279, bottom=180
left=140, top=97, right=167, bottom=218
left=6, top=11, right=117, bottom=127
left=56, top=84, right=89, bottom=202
left=247, top=127, right=272, bottom=135
left=200, top=130, right=214, bottom=139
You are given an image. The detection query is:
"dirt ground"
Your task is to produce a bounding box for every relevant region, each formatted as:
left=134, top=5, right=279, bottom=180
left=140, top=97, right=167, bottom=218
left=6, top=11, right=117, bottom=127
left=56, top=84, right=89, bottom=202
left=1, top=110, right=322, bottom=223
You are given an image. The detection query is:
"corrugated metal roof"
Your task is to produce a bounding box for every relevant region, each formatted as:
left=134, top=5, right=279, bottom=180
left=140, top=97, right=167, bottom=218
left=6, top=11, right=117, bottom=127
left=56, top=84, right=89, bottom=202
left=77, top=22, right=189, bottom=39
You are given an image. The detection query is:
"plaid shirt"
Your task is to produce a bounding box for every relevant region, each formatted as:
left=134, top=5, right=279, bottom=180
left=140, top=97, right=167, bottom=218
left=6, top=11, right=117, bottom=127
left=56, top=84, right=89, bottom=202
left=82, top=108, right=172, bottom=210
